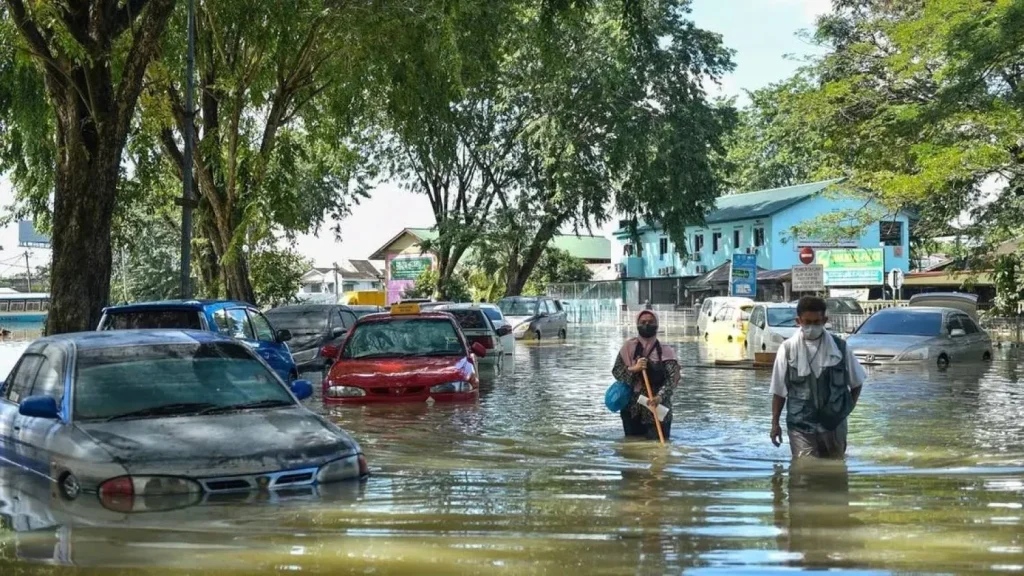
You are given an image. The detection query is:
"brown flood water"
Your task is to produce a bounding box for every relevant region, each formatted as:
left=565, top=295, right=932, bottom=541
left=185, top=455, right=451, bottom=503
left=1, top=326, right=1022, bottom=574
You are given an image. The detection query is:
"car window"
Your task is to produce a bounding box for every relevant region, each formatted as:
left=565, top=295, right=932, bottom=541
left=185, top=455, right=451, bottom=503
left=248, top=310, right=276, bottom=342
left=701, top=300, right=712, bottom=315
left=446, top=310, right=490, bottom=331
left=342, top=319, right=463, bottom=359
left=714, top=306, right=733, bottom=322
left=481, top=307, right=503, bottom=322
left=960, top=316, right=981, bottom=334
left=4, top=354, right=42, bottom=404
left=340, top=310, right=358, bottom=328
left=214, top=308, right=255, bottom=340
left=549, top=300, right=563, bottom=313
left=101, top=310, right=203, bottom=330
left=31, top=347, right=65, bottom=402
left=946, top=315, right=964, bottom=334
left=73, top=342, right=293, bottom=421
left=265, top=308, right=329, bottom=334
left=751, top=307, right=764, bottom=329
left=766, top=307, right=798, bottom=328
left=499, top=299, right=539, bottom=317
left=857, top=310, right=942, bottom=337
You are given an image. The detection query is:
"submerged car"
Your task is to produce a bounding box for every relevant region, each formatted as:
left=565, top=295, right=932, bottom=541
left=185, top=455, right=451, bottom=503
left=704, top=301, right=753, bottom=344
left=433, top=304, right=509, bottom=371
left=349, top=305, right=386, bottom=318
left=265, top=304, right=359, bottom=377
left=0, top=330, right=366, bottom=509
left=479, top=303, right=514, bottom=355
left=746, top=302, right=798, bottom=355
left=496, top=296, right=568, bottom=340
left=697, top=297, right=755, bottom=338
left=98, top=300, right=297, bottom=383
left=845, top=306, right=992, bottom=367
left=321, top=303, right=485, bottom=404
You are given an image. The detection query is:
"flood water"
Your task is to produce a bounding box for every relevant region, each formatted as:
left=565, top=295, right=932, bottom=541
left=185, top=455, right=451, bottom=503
left=2, top=325, right=1023, bottom=574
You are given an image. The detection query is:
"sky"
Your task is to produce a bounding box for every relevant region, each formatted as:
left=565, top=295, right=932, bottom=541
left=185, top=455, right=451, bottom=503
left=0, top=0, right=830, bottom=274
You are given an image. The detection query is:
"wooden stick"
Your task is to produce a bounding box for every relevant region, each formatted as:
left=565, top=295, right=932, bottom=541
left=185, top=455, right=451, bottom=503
left=642, top=369, right=665, bottom=445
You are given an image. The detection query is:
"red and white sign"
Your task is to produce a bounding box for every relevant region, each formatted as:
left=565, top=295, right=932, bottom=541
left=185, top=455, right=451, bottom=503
left=799, top=246, right=815, bottom=265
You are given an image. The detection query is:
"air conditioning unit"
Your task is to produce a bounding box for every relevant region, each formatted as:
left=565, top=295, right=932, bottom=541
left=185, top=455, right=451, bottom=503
left=746, top=247, right=759, bottom=255
left=666, top=266, right=676, bottom=275
left=691, top=253, right=702, bottom=262
left=694, top=265, right=707, bottom=274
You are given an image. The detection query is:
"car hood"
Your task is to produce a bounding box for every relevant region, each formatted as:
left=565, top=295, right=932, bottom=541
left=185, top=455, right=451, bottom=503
left=75, top=408, right=358, bottom=477
left=330, top=356, right=473, bottom=387
left=845, top=333, right=935, bottom=356
left=769, top=327, right=798, bottom=339
left=505, top=315, right=535, bottom=327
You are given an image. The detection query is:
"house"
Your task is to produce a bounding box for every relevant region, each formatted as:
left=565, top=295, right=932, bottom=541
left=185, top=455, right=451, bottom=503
left=369, top=227, right=612, bottom=304
left=296, top=260, right=383, bottom=304
left=612, top=178, right=913, bottom=299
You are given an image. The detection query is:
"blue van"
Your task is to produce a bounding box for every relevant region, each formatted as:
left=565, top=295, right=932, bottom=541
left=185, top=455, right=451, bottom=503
left=97, top=300, right=298, bottom=383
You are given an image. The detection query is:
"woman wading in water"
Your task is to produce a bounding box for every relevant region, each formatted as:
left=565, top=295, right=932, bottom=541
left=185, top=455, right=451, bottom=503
left=612, top=311, right=680, bottom=439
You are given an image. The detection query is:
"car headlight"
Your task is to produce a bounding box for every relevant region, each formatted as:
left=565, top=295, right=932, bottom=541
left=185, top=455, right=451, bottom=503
left=326, top=385, right=366, bottom=398
left=429, top=381, right=474, bottom=394
left=316, top=454, right=368, bottom=484
left=513, top=323, right=530, bottom=336
left=897, top=347, right=929, bottom=361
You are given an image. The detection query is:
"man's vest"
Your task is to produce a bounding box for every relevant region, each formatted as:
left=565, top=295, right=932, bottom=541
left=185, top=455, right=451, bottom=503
left=783, top=335, right=853, bottom=433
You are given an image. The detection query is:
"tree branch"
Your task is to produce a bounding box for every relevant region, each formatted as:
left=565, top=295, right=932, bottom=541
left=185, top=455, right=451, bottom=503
left=4, top=0, right=62, bottom=83
left=111, top=0, right=152, bottom=38
left=115, top=0, right=176, bottom=145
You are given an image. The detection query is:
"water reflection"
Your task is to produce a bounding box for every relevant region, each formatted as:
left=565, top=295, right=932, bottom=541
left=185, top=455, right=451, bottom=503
left=0, top=326, right=1022, bottom=574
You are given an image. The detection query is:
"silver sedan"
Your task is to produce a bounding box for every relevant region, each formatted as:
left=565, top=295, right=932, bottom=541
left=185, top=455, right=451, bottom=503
left=0, top=330, right=366, bottom=510
left=845, top=306, right=993, bottom=368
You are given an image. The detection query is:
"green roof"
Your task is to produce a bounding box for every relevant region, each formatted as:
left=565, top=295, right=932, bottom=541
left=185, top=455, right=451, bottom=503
left=614, top=178, right=847, bottom=235
left=407, top=228, right=438, bottom=242
left=369, top=227, right=610, bottom=262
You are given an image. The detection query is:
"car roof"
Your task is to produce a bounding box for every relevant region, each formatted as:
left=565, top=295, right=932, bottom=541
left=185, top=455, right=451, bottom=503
left=266, top=304, right=350, bottom=313
left=499, top=296, right=541, bottom=301
left=39, top=329, right=234, bottom=350
left=103, top=299, right=252, bottom=313
left=759, top=302, right=797, bottom=308
left=357, top=311, right=456, bottom=323
left=875, top=306, right=956, bottom=314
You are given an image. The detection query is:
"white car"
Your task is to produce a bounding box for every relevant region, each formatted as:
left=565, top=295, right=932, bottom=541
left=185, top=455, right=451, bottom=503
left=432, top=304, right=508, bottom=372
left=696, top=296, right=755, bottom=339
left=479, top=303, right=514, bottom=355
left=745, top=302, right=799, bottom=357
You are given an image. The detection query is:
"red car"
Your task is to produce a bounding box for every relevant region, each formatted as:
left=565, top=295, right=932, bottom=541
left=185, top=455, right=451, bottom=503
left=321, top=304, right=487, bottom=404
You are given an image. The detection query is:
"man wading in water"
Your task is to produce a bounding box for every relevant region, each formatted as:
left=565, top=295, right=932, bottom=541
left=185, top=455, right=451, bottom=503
left=612, top=311, right=681, bottom=440
left=770, top=296, right=865, bottom=458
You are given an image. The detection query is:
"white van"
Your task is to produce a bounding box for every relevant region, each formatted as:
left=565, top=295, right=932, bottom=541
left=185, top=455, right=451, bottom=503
left=746, top=302, right=799, bottom=356
left=696, top=296, right=755, bottom=338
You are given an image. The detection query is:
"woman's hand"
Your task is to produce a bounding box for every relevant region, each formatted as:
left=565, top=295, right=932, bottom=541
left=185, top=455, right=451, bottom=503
left=628, top=358, right=648, bottom=373
left=647, top=394, right=661, bottom=409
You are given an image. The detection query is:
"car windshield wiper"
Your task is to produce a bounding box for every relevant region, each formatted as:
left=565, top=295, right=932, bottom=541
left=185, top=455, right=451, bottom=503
left=198, top=398, right=293, bottom=415
left=105, top=402, right=217, bottom=422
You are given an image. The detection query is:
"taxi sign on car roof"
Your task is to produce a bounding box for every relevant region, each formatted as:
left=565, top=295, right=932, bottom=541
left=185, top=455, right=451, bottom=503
left=391, top=302, right=421, bottom=315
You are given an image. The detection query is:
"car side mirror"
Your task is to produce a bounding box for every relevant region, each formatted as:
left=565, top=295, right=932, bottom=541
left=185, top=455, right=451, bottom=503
left=950, top=328, right=966, bottom=338
left=320, top=344, right=339, bottom=359
left=331, top=327, right=346, bottom=338
left=19, top=396, right=60, bottom=419
left=471, top=342, right=487, bottom=357
left=496, top=325, right=512, bottom=337
left=277, top=329, right=293, bottom=343
left=290, top=379, right=313, bottom=401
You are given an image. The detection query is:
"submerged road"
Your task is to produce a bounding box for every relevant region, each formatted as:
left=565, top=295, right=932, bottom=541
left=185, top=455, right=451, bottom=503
left=1, top=325, right=1022, bottom=574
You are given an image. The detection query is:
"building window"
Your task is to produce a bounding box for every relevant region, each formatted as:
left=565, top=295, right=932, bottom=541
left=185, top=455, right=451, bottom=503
left=880, top=221, right=903, bottom=246
left=733, top=230, right=742, bottom=250
left=623, top=244, right=633, bottom=257
left=659, top=237, right=669, bottom=257
left=712, top=232, right=722, bottom=253
left=754, top=227, right=765, bottom=248
left=694, top=234, right=704, bottom=252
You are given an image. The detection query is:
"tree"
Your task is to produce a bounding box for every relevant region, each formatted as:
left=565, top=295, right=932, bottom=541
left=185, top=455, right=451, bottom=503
left=523, top=248, right=593, bottom=296
left=402, top=268, right=471, bottom=303
left=249, top=243, right=309, bottom=308
left=0, top=0, right=177, bottom=333
left=139, top=0, right=387, bottom=302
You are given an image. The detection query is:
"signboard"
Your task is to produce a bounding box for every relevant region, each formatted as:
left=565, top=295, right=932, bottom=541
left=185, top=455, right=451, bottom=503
left=888, top=268, right=904, bottom=290
left=818, top=248, right=884, bottom=286
left=796, top=234, right=858, bottom=248
left=18, top=220, right=50, bottom=248
left=791, top=264, right=824, bottom=293
left=389, top=256, right=432, bottom=281
left=729, top=253, right=758, bottom=297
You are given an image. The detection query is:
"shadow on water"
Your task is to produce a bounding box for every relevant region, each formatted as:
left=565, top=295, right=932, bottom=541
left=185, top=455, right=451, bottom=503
left=1, top=326, right=1023, bottom=574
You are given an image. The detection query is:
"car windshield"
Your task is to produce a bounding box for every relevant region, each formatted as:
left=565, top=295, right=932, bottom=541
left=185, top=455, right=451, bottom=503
left=857, top=310, right=942, bottom=336
left=101, top=310, right=202, bottom=330
left=265, top=308, right=328, bottom=333
left=481, top=307, right=503, bottom=322
left=827, top=298, right=864, bottom=314
left=74, top=342, right=293, bottom=421
left=767, top=307, right=798, bottom=327
left=342, top=318, right=463, bottom=359
left=498, top=299, right=538, bottom=317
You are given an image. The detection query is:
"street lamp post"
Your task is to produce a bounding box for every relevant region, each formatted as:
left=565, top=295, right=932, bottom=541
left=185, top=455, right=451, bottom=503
left=178, top=0, right=197, bottom=298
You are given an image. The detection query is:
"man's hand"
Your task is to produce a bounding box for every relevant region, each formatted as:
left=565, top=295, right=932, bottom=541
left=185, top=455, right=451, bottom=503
left=770, top=422, right=783, bottom=447
left=629, top=358, right=648, bottom=373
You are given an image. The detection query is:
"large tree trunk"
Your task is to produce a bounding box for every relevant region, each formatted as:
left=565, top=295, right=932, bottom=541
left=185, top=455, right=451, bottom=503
left=506, top=219, right=561, bottom=297
left=46, top=97, right=119, bottom=334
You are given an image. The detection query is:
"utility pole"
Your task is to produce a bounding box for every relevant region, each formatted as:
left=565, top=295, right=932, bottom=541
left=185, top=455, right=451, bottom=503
left=24, top=251, right=32, bottom=293
left=178, top=0, right=197, bottom=298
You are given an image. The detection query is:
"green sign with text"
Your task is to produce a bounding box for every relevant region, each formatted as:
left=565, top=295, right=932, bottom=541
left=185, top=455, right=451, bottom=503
left=818, top=248, right=884, bottom=286
left=390, top=256, right=433, bottom=281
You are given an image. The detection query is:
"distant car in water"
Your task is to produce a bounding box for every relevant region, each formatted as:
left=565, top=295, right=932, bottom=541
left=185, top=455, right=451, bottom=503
left=0, top=330, right=366, bottom=508
left=433, top=304, right=509, bottom=371
left=745, top=302, right=798, bottom=355
left=321, top=303, right=484, bottom=404
left=479, top=303, right=514, bottom=355
left=497, top=296, right=567, bottom=340
left=697, top=297, right=755, bottom=339
left=704, top=301, right=753, bottom=345
left=265, top=304, right=359, bottom=377
left=98, top=300, right=298, bottom=383
left=845, top=306, right=993, bottom=367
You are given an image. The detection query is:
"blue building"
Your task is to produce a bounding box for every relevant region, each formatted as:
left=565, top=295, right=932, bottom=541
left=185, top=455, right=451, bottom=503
left=613, top=178, right=912, bottom=297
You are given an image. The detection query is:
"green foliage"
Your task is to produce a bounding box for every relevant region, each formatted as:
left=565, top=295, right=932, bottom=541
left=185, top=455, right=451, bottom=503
left=523, top=248, right=593, bottom=296
left=403, top=268, right=472, bottom=302
left=402, top=269, right=439, bottom=300
left=993, top=254, right=1024, bottom=316
left=249, top=244, right=310, bottom=308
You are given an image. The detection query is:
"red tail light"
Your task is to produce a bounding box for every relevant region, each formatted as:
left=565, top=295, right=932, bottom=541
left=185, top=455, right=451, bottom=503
left=470, top=336, right=495, bottom=348
left=98, top=476, right=134, bottom=513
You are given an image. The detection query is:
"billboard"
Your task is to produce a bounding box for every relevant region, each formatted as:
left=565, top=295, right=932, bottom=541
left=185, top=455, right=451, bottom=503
left=18, top=220, right=50, bottom=248
left=385, top=254, right=434, bottom=305
left=729, top=253, right=757, bottom=297
left=818, top=248, right=884, bottom=286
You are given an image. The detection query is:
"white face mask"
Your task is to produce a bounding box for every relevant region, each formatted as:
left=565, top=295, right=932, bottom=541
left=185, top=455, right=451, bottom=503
left=801, top=324, right=824, bottom=340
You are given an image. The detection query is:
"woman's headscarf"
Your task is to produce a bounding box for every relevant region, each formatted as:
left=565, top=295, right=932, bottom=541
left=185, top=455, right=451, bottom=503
left=618, top=310, right=677, bottom=365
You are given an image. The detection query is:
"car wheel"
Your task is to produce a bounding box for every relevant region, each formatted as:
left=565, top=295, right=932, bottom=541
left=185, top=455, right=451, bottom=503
left=535, top=329, right=542, bottom=341
left=937, top=354, right=950, bottom=369
left=59, top=472, right=81, bottom=501
left=727, top=335, right=734, bottom=343
left=559, top=328, right=567, bottom=339
left=983, top=351, right=992, bottom=361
